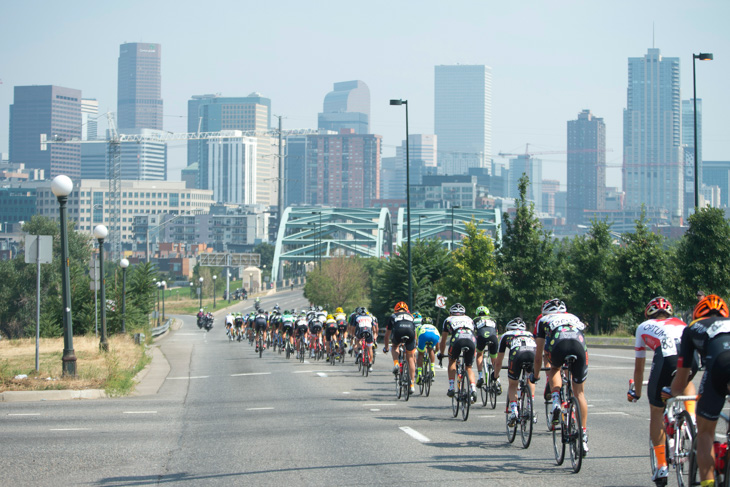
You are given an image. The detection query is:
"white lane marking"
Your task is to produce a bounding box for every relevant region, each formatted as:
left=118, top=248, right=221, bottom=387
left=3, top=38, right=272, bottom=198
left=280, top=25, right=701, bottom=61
left=167, top=376, right=209, bottom=380
left=8, top=413, right=41, bottom=416
left=246, top=407, right=274, bottom=411
left=231, top=372, right=271, bottom=377
left=123, top=411, right=158, bottom=414
left=175, top=333, right=199, bottom=336
left=591, top=411, right=629, bottom=416
left=590, top=353, right=635, bottom=361
left=400, top=426, right=431, bottom=443
left=370, top=408, right=381, bottom=411
left=478, top=415, right=496, bottom=418
left=316, top=373, right=328, bottom=377
left=342, top=392, right=351, bottom=394
left=363, top=403, right=396, bottom=406
left=50, top=428, right=91, bottom=431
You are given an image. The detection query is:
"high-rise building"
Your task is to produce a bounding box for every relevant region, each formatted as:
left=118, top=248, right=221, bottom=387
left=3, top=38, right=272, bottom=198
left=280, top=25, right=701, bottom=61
left=186, top=93, right=271, bottom=198
left=117, top=42, right=162, bottom=131
left=507, top=155, right=542, bottom=211
left=119, top=129, right=167, bottom=180
left=387, top=134, right=437, bottom=198
left=682, top=99, right=702, bottom=218
left=9, top=85, right=82, bottom=179
left=623, top=48, right=683, bottom=219
left=318, top=81, right=370, bottom=135
left=283, top=134, right=309, bottom=207
left=567, top=109, right=606, bottom=224
left=702, top=161, right=730, bottom=207
left=207, top=133, right=257, bottom=205
left=434, top=65, right=492, bottom=175
left=81, top=98, right=98, bottom=141
left=305, top=129, right=381, bottom=208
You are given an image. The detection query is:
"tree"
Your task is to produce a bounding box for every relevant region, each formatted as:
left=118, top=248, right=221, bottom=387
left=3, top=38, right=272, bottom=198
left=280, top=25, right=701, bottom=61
left=496, top=174, right=561, bottom=321
left=441, top=220, right=502, bottom=320
left=611, top=208, right=671, bottom=322
left=673, top=207, right=730, bottom=310
left=303, top=256, right=369, bottom=311
left=564, top=218, right=617, bottom=333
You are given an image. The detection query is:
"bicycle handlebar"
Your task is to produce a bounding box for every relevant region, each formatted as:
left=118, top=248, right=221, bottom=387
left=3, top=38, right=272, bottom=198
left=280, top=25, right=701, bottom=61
left=664, top=395, right=698, bottom=407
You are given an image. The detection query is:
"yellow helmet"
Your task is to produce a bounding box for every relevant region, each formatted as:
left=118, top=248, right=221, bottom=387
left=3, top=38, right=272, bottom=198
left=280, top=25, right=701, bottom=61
left=327, top=314, right=334, bottom=320
left=335, top=307, right=344, bottom=313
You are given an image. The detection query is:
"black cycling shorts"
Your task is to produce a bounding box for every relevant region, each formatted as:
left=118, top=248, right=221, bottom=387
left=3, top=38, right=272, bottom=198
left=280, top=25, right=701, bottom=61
left=476, top=328, right=499, bottom=356
left=546, top=334, right=588, bottom=384
left=358, top=330, right=374, bottom=344
left=697, top=336, right=730, bottom=421
left=508, top=349, right=536, bottom=381
left=325, top=327, right=338, bottom=339
left=449, top=335, right=476, bottom=366
left=647, top=348, right=698, bottom=408
left=392, top=326, right=416, bottom=352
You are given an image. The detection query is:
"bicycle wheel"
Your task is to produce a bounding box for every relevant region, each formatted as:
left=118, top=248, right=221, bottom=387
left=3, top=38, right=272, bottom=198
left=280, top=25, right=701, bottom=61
left=424, top=367, right=432, bottom=397
left=488, top=364, right=498, bottom=410
left=451, top=373, right=460, bottom=418
left=673, top=410, right=695, bottom=487
left=568, top=397, right=583, bottom=473
left=520, top=385, right=534, bottom=448
left=364, top=354, right=370, bottom=377
left=480, top=361, right=488, bottom=406
left=300, top=342, right=305, bottom=363
left=403, top=361, right=410, bottom=401
left=258, top=337, right=263, bottom=358
left=460, top=369, right=470, bottom=421
left=552, top=403, right=565, bottom=465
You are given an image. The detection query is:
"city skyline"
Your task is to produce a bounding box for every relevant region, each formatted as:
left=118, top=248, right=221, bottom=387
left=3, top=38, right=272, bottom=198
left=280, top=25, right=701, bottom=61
left=0, top=1, right=727, bottom=192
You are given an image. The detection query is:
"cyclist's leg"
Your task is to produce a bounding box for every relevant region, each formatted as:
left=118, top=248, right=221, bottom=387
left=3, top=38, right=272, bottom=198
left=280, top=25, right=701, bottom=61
left=695, top=417, right=718, bottom=483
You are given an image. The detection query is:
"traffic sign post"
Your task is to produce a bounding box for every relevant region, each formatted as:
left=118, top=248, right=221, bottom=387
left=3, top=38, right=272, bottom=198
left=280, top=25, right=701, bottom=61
left=435, top=294, right=447, bottom=309
left=25, top=235, right=52, bottom=372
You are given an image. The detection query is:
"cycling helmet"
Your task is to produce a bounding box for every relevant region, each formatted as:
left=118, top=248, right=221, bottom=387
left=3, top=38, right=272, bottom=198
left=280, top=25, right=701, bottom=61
left=449, top=303, right=466, bottom=315
left=317, top=306, right=323, bottom=312
left=506, top=317, right=526, bottom=331
left=360, top=307, right=369, bottom=315
left=335, top=307, right=344, bottom=314
left=199, top=308, right=203, bottom=312
left=542, top=298, right=566, bottom=315
left=423, top=317, right=433, bottom=325
left=644, top=297, right=673, bottom=319
left=475, top=305, right=490, bottom=317
left=693, top=294, right=730, bottom=320
left=394, top=301, right=409, bottom=312
left=412, top=311, right=422, bottom=319
left=327, top=314, right=334, bottom=320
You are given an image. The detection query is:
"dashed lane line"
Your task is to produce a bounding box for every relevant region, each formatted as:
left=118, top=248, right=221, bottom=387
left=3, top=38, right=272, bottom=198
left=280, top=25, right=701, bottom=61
left=123, top=411, right=158, bottom=414
left=246, top=407, right=274, bottom=411
left=400, top=426, right=431, bottom=443
left=230, top=372, right=271, bottom=377
left=8, top=413, right=40, bottom=416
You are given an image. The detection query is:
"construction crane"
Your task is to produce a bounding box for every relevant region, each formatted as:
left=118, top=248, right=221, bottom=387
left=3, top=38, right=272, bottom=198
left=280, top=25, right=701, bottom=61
left=498, top=143, right=613, bottom=160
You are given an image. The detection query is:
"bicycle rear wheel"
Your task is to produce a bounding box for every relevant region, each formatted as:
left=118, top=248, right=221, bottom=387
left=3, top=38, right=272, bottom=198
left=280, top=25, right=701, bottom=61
left=552, top=405, right=565, bottom=465
left=675, top=410, right=696, bottom=487
left=364, top=354, right=370, bottom=377
left=451, top=377, right=460, bottom=418
left=460, top=370, right=470, bottom=421
left=488, top=370, right=498, bottom=409
left=258, top=337, right=263, bottom=358
left=403, top=362, right=410, bottom=401
left=424, top=368, right=432, bottom=397
left=480, top=361, right=488, bottom=406
left=520, top=386, right=533, bottom=448
left=568, top=397, right=583, bottom=473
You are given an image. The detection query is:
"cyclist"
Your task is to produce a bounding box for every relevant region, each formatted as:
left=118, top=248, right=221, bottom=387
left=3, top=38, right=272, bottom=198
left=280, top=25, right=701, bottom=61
left=295, top=313, right=310, bottom=357
left=324, top=314, right=339, bottom=357
left=245, top=311, right=255, bottom=341
left=413, top=311, right=423, bottom=327
left=253, top=308, right=268, bottom=352
left=494, top=317, right=536, bottom=426
left=629, top=297, right=697, bottom=487
left=668, top=294, right=730, bottom=487
left=530, top=298, right=590, bottom=454
left=334, top=307, right=349, bottom=352
left=281, top=310, right=295, bottom=351
left=354, top=307, right=376, bottom=372
left=225, top=312, right=235, bottom=340
left=415, top=316, right=440, bottom=385
left=383, top=301, right=417, bottom=394
left=474, top=305, right=500, bottom=392
left=438, top=302, right=478, bottom=403
left=308, top=312, right=324, bottom=358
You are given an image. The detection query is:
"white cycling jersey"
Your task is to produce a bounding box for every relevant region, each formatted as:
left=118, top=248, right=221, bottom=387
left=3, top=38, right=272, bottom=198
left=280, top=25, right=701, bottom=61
left=634, top=317, right=687, bottom=359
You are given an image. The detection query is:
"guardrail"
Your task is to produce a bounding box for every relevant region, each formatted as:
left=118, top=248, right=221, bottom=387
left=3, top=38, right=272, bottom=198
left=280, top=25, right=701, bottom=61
left=150, top=318, right=171, bottom=337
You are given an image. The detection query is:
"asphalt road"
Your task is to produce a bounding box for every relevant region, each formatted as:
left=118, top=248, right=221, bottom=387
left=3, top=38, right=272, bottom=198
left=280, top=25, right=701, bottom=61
left=0, top=290, right=693, bottom=486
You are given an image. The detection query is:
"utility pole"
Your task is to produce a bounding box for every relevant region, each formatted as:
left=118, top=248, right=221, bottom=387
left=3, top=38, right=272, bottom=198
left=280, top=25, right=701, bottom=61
left=275, top=114, right=284, bottom=230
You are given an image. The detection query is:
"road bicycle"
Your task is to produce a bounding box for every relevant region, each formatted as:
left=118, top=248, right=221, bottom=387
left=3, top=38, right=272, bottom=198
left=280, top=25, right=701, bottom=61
left=655, top=395, right=697, bottom=487
left=547, top=355, right=584, bottom=473
left=688, top=396, right=729, bottom=487
left=506, top=362, right=535, bottom=448
left=419, top=343, right=435, bottom=397
left=450, top=346, right=472, bottom=421
left=361, top=338, right=372, bottom=377
left=543, top=366, right=569, bottom=432
left=480, top=359, right=499, bottom=409
left=395, top=338, right=410, bottom=401
left=298, top=337, right=306, bottom=363
left=256, top=331, right=264, bottom=358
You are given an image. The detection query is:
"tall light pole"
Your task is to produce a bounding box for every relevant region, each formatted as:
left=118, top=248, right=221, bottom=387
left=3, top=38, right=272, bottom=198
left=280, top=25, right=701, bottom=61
left=199, top=276, right=204, bottom=309
left=390, top=99, right=412, bottom=309
left=311, top=211, right=322, bottom=270
left=161, top=280, right=166, bottom=323
left=213, top=275, right=217, bottom=308
left=120, top=258, right=129, bottom=334
left=93, top=224, right=109, bottom=352
left=52, top=175, right=76, bottom=377
left=156, top=281, right=162, bottom=326
left=189, top=281, right=193, bottom=299
left=451, top=205, right=461, bottom=250
left=693, top=52, right=713, bottom=209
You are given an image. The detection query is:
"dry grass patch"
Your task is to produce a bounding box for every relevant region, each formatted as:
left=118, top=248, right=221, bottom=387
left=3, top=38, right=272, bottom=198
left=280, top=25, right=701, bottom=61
left=0, top=334, right=149, bottom=395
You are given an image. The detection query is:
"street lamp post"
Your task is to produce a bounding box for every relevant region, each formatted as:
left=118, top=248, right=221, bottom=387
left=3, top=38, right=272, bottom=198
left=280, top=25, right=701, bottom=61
left=227, top=272, right=232, bottom=304
left=311, top=211, right=322, bottom=270
left=156, top=281, right=161, bottom=326
left=52, top=175, right=76, bottom=377
left=93, top=224, right=109, bottom=352
left=390, top=99, right=412, bottom=309
left=451, top=205, right=461, bottom=250
left=161, top=281, right=166, bottom=323
left=120, top=258, right=129, bottom=334
left=199, top=276, right=204, bottom=309
left=189, top=281, right=193, bottom=298
left=693, top=52, right=713, bottom=209
left=213, top=275, right=217, bottom=308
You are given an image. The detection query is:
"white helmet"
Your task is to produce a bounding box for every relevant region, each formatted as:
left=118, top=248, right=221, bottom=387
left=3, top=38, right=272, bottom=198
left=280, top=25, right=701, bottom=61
left=541, top=298, right=566, bottom=315
left=506, top=317, right=526, bottom=331
left=449, top=303, right=466, bottom=315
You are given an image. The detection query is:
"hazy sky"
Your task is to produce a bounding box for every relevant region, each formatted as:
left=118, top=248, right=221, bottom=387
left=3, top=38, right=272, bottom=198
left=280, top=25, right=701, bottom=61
left=1, top=0, right=728, bottom=190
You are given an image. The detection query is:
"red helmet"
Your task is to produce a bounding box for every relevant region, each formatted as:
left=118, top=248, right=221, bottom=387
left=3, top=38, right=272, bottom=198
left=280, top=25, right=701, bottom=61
left=394, top=301, right=409, bottom=313
left=644, top=297, right=673, bottom=319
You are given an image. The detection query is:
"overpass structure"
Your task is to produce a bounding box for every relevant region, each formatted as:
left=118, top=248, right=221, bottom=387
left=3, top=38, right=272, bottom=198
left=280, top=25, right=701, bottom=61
left=395, top=207, right=502, bottom=250
left=271, top=207, right=392, bottom=282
